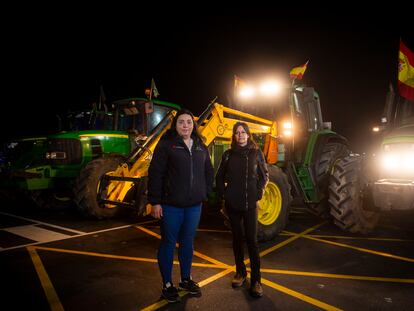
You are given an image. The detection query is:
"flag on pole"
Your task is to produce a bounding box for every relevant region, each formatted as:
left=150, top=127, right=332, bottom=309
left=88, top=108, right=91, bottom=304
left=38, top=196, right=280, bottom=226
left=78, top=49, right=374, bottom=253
left=151, top=78, right=160, bottom=98
left=98, top=85, right=106, bottom=110
left=289, top=61, right=309, bottom=80
left=398, top=40, right=414, bottom=101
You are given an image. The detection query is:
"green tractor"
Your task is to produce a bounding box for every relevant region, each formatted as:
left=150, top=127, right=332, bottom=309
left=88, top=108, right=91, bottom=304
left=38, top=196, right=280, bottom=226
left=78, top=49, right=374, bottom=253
left=256, top=85, right=349, bottom=240
left=328, top=86, right=414, bottom=233
left=0, top=98, right=181, bottom=212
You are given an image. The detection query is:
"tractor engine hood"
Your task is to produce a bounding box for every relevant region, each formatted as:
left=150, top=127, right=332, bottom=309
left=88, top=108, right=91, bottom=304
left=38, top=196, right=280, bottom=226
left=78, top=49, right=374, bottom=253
left=383, top=124, right=414, bottom=145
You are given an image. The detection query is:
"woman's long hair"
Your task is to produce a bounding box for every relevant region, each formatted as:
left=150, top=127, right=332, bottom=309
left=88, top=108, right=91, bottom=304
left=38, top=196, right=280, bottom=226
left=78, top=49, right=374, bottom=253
left=166, top=108, right=204, bottom=143
left=231, top=121, right=258, bottom=149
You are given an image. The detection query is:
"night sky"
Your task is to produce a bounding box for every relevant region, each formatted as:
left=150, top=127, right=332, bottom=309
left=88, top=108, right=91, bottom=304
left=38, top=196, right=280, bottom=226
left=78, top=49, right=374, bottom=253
left=3, top=12, right=413, bottom=152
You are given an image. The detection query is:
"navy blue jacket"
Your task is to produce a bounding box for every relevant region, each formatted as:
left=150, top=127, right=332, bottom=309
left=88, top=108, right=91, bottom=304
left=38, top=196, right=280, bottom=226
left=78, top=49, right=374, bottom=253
left=148, top=133, right=214, bottom=207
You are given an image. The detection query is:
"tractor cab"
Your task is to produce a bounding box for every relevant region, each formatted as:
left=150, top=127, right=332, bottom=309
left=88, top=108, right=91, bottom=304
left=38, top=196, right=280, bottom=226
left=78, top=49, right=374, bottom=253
left=112, top=98, right=179, bottom=137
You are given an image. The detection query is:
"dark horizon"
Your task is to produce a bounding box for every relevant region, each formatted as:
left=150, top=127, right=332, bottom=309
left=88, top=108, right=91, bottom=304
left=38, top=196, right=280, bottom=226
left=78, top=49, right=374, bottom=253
left=2, top=13, right=413, bottom=152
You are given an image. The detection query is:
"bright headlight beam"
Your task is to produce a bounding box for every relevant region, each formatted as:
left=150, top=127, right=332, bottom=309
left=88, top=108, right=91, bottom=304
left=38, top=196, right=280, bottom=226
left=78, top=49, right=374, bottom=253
left=259, top=80, right=282, bottom=97
left=239, top=86, right=256, bottom=99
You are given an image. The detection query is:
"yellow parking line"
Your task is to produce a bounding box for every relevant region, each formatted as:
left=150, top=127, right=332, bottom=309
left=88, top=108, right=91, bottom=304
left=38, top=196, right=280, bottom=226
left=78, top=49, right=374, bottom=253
left=141, top=268, right=235, bottom=311
left=142, top=225, right=231, bottom=233
left=304, top=234, right=412, bottom=242
left=300, top=235, right=414, bottom=263
left=135, top=225, right=231, bottom=267
left=196, top=228, right=231, bottom=233
left=27, top=246, right=64, bottom=311
left=140, top=221, right=344, bottom=311
left=259, top=268, right=414, bottom=283
left=259, top=222, right=327, bottom=258
left=34, top=246, right=159, bottom=263
left=280, top=231, right=413, bottom=242
left=136, top=219, right=159, bottom=225
left=261, top=277, right=342, bottom=311
left=32, top=246, right=226, bottom=269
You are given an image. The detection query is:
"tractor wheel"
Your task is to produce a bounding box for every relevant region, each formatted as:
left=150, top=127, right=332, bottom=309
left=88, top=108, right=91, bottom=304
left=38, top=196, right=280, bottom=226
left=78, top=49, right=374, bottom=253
left=74, top=157, right=125, bottom=219
left=309, top=142, right=349, bottom=216
left=328, top=154, right=379, bottom=233
left=257, top=165, right=292, bottom=242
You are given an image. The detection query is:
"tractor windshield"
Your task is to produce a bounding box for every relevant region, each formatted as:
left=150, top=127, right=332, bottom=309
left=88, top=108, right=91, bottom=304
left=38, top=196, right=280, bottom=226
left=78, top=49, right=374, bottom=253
left=65, top=111, right=114, bottom=131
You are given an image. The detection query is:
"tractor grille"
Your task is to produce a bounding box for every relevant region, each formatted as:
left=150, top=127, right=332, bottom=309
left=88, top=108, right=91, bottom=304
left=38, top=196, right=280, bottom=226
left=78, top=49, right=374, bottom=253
left=47, top=138, right=82, bottom=165
left=90, top=139, right=103, bottom=159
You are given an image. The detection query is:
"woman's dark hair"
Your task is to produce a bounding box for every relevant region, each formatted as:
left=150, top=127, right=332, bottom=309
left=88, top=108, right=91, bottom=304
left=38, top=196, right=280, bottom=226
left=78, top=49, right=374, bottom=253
left=167, top=108, right=204, bottom=143
left=231, top=121, right=257, bottom=149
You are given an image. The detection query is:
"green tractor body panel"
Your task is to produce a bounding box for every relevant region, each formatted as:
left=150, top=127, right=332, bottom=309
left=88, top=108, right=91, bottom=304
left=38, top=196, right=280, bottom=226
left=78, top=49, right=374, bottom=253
left=1, top=98, right=181, bottom=195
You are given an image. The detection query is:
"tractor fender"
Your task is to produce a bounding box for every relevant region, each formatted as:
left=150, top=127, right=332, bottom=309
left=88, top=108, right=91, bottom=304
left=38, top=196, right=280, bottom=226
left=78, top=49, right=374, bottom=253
left=311, top=132, right=348, bottom=177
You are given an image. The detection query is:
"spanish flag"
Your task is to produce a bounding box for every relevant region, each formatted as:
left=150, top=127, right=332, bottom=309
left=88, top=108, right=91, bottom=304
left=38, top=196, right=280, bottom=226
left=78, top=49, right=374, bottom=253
left=290, top=61, right=309, bottom=80
left=398, top=41, right=414, bottom=101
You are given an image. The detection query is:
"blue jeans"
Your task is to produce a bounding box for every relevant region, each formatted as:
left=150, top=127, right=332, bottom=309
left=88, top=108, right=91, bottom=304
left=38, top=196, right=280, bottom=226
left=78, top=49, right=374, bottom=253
left=158, top=204, right=202, bottom=285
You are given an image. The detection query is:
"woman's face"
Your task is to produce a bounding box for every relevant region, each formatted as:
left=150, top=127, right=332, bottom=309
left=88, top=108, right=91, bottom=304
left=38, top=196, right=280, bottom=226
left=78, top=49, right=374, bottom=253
left=234, top=125, right=249, bottom=147
left=176, top=114, right=194, bottom=139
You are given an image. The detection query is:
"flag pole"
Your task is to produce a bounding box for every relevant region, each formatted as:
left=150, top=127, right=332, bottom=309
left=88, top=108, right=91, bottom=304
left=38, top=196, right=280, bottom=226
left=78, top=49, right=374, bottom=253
left=149, top=78, right=153, bottom=100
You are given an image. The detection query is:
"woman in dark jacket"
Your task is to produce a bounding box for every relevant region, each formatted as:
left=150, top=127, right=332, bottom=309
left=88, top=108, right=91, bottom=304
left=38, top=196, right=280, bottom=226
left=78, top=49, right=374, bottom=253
left=148, top=109, right=214, bottom=303
left=215, top=121, right=269, bottom=298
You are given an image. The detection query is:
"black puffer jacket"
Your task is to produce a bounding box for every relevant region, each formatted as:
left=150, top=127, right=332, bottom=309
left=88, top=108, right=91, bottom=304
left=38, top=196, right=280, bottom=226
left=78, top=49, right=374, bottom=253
left=148, top=133, right=214, bottom=208
left=215, top=144, right=269, bottom=211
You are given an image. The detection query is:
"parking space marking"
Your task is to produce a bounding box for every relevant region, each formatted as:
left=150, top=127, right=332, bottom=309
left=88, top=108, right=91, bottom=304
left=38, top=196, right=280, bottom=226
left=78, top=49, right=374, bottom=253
left=140, top=221, right=343, bottom=311
left=136, top=225, right=232, bottom=268
left=259, top=268, right=414, bottom=284
left=259, top=222, right=328, bottom=258
left=0, top=220, right=159, bottom=252
left=33, top=245, right=227, bottom=269
left=145, top=225, right=231, bottom=234
left=33, top=245, right=160, bottom=263
left=196, top=228, right=231, bottom=233
left=27, top=246, right=64, bottom=311
left=260, top=277, right=342, bottom=311
left=0, top=212, right=85, bottom=234
left=293, top=233, right=414, bottom=263
left=281, top=232, right=414, bottom=242
left=4, top=225, right=71, bottom=243
left=26, top=219, right=411, bottom=311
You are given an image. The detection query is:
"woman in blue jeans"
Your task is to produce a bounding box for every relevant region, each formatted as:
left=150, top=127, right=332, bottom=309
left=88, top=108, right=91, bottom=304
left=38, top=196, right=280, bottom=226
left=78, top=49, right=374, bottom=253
left=148, top=109, right=214, bottom=303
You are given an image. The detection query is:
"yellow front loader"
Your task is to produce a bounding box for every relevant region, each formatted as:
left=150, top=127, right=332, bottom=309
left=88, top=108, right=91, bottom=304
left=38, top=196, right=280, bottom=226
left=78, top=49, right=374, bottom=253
left=77, top=101, right=292, bottom=241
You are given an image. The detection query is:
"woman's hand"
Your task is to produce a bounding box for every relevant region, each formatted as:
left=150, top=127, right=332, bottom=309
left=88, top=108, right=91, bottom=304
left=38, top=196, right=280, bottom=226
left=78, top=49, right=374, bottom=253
left=151, top=204, right=163, bottom=219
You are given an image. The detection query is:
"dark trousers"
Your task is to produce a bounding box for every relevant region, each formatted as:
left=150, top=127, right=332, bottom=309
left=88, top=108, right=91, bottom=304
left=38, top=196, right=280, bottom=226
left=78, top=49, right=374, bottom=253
left=228, top=207, right=261, bottom=284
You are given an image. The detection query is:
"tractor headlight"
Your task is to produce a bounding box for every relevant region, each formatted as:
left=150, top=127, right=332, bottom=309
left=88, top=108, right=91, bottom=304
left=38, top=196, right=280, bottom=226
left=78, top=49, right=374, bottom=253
left=281, top=121, right=293, bottom=138
left=238, top=86, right=256, bottom=99
left=380, top=144, right=414, bottom=173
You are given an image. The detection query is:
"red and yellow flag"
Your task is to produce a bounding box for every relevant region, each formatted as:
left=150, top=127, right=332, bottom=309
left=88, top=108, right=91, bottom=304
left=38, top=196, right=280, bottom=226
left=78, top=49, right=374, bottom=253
left=398, top=40, right=414, bottom=101
left=290, top=61, right=309, bottom=80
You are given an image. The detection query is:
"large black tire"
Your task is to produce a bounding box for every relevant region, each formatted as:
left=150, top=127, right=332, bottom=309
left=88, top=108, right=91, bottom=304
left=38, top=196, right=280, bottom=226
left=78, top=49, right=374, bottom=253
left=308, top=142, right=349, bottom=216
left=257, top=165, right=292, bottom=241
left=328, top=154, right=379, bottom=233
left=74, top=157, right=125, bottom=219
